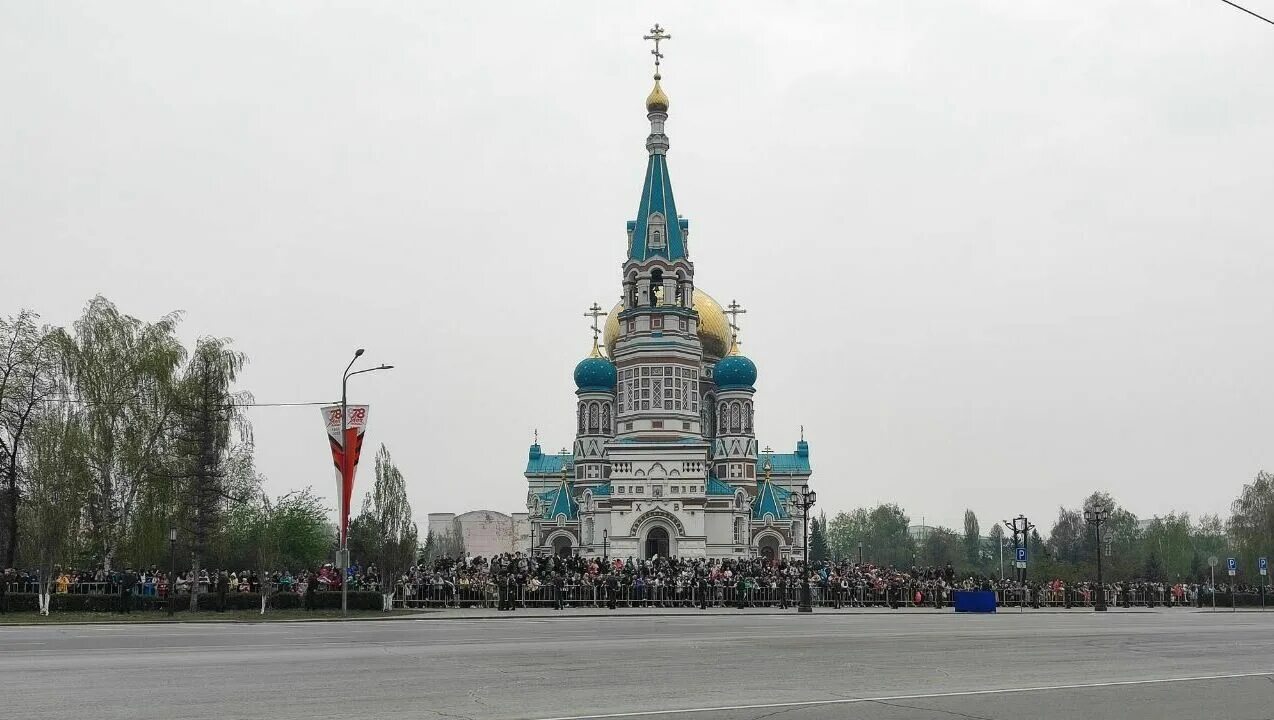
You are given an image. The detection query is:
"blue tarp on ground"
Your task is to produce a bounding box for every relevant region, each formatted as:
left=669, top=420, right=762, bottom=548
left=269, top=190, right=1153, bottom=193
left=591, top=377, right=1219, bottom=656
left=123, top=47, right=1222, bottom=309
left=953, top=590, right=997, bottom=613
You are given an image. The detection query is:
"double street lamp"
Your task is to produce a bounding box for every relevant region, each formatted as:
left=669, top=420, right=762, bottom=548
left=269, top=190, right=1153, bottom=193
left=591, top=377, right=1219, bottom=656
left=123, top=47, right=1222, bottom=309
left=1084, top=505, right=1109, bottom=612
left=792, top=485, right=818, bottom=613
left=340, top=348, right=393, bottom=616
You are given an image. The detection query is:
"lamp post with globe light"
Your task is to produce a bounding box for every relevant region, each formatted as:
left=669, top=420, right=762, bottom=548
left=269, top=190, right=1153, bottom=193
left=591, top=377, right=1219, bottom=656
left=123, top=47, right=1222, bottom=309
left=1083, top=504, right=1109, bottom=612
left=791, top=484, right=818, bottom=613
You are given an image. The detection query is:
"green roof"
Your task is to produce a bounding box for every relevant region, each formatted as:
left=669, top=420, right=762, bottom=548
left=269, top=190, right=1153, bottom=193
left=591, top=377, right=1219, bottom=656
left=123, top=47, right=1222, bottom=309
left=706, top=475, right=735, bottom=496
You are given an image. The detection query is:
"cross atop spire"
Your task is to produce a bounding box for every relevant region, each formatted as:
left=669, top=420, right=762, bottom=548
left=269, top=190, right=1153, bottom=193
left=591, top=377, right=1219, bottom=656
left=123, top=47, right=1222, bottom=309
left=584, top=302, right=608, bottom=343
left=643, top=24, right=671, bottom=77
left=725, top=299, right=747, bottom=345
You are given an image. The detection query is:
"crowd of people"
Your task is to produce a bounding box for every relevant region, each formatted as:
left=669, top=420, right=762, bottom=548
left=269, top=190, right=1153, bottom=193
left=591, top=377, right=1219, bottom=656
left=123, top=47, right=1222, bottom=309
left=2, top=555, right=1267, bottom=613
left=0, top=563, right=391, bottom=614
left=400, top=554, right=1260, bottom=610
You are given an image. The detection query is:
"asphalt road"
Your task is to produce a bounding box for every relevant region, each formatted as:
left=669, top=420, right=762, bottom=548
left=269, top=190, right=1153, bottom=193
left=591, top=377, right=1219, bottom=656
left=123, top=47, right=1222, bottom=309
left=2, top=609, right=1273, bottom=720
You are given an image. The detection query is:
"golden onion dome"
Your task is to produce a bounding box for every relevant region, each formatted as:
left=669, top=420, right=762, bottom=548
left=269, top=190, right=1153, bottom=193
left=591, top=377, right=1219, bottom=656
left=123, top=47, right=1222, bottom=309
left=603, top=288, right=731, bottom=359
left=645, top=77, right=669, bottom=113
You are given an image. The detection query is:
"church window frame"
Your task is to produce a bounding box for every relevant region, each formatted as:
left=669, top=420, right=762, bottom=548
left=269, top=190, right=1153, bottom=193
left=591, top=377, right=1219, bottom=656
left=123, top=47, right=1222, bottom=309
left=648, top=212, right=667, bottom=250
left=602, top=403, right=611, bottom=434
left=744, top=402, right=753, bottom=434
left=588, top=403, right=600, bottom=434
left=730, top=402, right=742, bottom=434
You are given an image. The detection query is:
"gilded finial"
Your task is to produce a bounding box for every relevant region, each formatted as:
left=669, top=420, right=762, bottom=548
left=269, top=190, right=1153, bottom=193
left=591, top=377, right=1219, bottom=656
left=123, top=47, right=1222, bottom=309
left=646, top=79, right=669, bottom=113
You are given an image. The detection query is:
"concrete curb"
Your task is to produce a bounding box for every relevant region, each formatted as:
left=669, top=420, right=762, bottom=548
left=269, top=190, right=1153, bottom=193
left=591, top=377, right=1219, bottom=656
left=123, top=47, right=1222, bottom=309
left=1, top=606, right=1184, bottom=627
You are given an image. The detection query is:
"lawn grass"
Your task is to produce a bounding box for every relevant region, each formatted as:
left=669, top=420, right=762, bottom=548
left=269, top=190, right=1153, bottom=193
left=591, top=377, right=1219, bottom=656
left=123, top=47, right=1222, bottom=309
left=0, top=608, right=422, bottom=624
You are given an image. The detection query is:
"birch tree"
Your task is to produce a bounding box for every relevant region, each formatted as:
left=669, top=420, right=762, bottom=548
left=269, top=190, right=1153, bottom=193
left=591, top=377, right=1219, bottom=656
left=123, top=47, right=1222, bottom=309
left=58, top=297, right=185, bottom=570
left=23, top=407, right=90, bottom=615
left=0, top=310, right=60, bottom=568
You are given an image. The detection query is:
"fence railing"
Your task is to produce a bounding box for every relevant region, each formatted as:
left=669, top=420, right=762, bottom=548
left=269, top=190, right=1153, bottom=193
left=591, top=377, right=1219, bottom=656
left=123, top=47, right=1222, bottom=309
left=395, top=583, right=1230, bottom=609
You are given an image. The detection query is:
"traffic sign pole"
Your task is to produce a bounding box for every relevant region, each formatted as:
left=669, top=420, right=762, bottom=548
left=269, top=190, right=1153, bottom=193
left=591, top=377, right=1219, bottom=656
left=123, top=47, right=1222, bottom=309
left=1226, top=558, right=1237, bottom=613
left=1261, top=557, right=1268, bottom=611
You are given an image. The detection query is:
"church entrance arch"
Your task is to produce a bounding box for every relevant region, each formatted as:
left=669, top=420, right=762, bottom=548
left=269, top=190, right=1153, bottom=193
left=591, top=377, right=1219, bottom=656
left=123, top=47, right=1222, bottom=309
left=552, top=536, right=573, bottom=558
left=757, top=534, right=781, bottom=564
left=644, top=527, right=670, bottom=559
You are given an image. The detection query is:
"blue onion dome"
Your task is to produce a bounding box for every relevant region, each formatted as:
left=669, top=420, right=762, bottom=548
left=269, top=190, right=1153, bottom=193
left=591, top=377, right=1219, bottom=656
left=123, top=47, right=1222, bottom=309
left=714, top=338, right=757, bottom=390
left=574, top=340, right=617, bottom=392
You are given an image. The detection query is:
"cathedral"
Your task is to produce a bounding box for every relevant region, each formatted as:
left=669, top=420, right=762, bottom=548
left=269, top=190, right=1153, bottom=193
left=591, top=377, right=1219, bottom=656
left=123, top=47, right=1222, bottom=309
left=524, top=28, right=814, bottom=561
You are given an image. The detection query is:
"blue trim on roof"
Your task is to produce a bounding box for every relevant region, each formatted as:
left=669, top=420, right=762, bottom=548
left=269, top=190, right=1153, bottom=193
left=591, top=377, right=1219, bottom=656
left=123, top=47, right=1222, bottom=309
left=526, top=452, right=573, bottom=475
left=706, top=475, right=735, bottom=496
left=538, top=480, right=579, bottom=521
left=766, top=452, right=811, bottom=475
left=590, top=483, right=613, bottom=496
left=628, top=153, right=689, bottom=262
left=611, top=437, right=704, bottom=444
left=752, top=480, right=791, bottom=521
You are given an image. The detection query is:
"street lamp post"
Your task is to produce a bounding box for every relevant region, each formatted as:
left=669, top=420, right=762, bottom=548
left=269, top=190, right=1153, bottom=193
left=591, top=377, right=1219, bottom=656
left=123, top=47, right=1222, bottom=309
left=340, top=348, right=394, bottom=616
left=857, top=542, right=863, bottom=566
left=792, top=486, right=818, bottom=613
left=603, top=529, right=608, bottom=563
left=167, top=527, right=177, bottom=617
left=1084, top=505, right=1109, bottom=612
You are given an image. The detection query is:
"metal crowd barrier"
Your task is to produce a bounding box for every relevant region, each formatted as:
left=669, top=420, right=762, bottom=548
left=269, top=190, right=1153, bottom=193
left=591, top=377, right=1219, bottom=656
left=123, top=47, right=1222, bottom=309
left=393, top=583, right=957, bottom=609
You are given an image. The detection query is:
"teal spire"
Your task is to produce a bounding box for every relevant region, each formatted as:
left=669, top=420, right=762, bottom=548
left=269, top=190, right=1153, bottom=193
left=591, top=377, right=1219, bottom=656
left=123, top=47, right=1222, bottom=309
left=538, top=477, right=579, bottom=521
left=627, top=151, right=689, bottom=262
left=752, top=449, right=791, bottom=521
left=626, top=45, right=690, bottom=262
left=752, top=478, right=791, bottom=522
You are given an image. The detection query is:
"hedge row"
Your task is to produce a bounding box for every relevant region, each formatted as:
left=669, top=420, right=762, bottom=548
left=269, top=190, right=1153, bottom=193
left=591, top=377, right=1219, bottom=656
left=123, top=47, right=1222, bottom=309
left=1200, top=592, right=1271, bottom=608
left=0, top=590, right=384, bottom=613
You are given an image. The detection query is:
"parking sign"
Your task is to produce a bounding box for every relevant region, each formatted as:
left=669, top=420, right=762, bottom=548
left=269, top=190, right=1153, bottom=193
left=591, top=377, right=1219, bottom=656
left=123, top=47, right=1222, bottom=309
left=1227, top=557, right=1237, bottom=576
left=1260, top=557, right=1268, bottom=576
left=1016, top=546, right=1027, bottom=563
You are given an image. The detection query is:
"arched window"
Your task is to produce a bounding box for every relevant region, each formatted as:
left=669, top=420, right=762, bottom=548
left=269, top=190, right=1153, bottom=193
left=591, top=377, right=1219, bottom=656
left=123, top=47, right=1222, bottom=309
left=718, top=402, right=728, bottom=433
left=744, top=402, right=753, bottom=434
left=588, top=403, right=600, bottom=433
left=650, top=269, right=663, bottom=306
left=601, top=403, right=611, bottom=434
left=578, top=404, right=586, bottom=434
left=730, top=402, right=742, bottom=434
left=648, top=212, right=667, bottom=250
left=734, top=517, right=744, bottom=544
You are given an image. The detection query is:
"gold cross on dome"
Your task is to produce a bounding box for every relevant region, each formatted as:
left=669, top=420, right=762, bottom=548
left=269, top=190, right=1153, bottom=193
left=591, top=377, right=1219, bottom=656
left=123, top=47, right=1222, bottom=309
left=725, top=299, right=747, bottom=344
left=643, top=24, right=671, bottom=75
left=584, top=302, right=608, bottom=343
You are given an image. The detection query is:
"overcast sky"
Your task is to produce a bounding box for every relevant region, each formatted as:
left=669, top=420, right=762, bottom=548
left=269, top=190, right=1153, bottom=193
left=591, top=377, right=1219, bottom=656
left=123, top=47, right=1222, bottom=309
left=3, top=2, right=1272, bottom=534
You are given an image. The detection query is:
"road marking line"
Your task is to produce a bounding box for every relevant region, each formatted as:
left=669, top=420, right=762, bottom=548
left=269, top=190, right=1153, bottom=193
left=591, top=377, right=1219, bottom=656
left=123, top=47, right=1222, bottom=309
left=524, top=671, right=1274, bottom=720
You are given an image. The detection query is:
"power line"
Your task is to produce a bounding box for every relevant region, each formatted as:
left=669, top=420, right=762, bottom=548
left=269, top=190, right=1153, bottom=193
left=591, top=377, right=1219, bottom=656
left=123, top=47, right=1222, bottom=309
left=30, top=397, right=334, bottom=409
left=1220, top=0, right=1274, bottom=26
